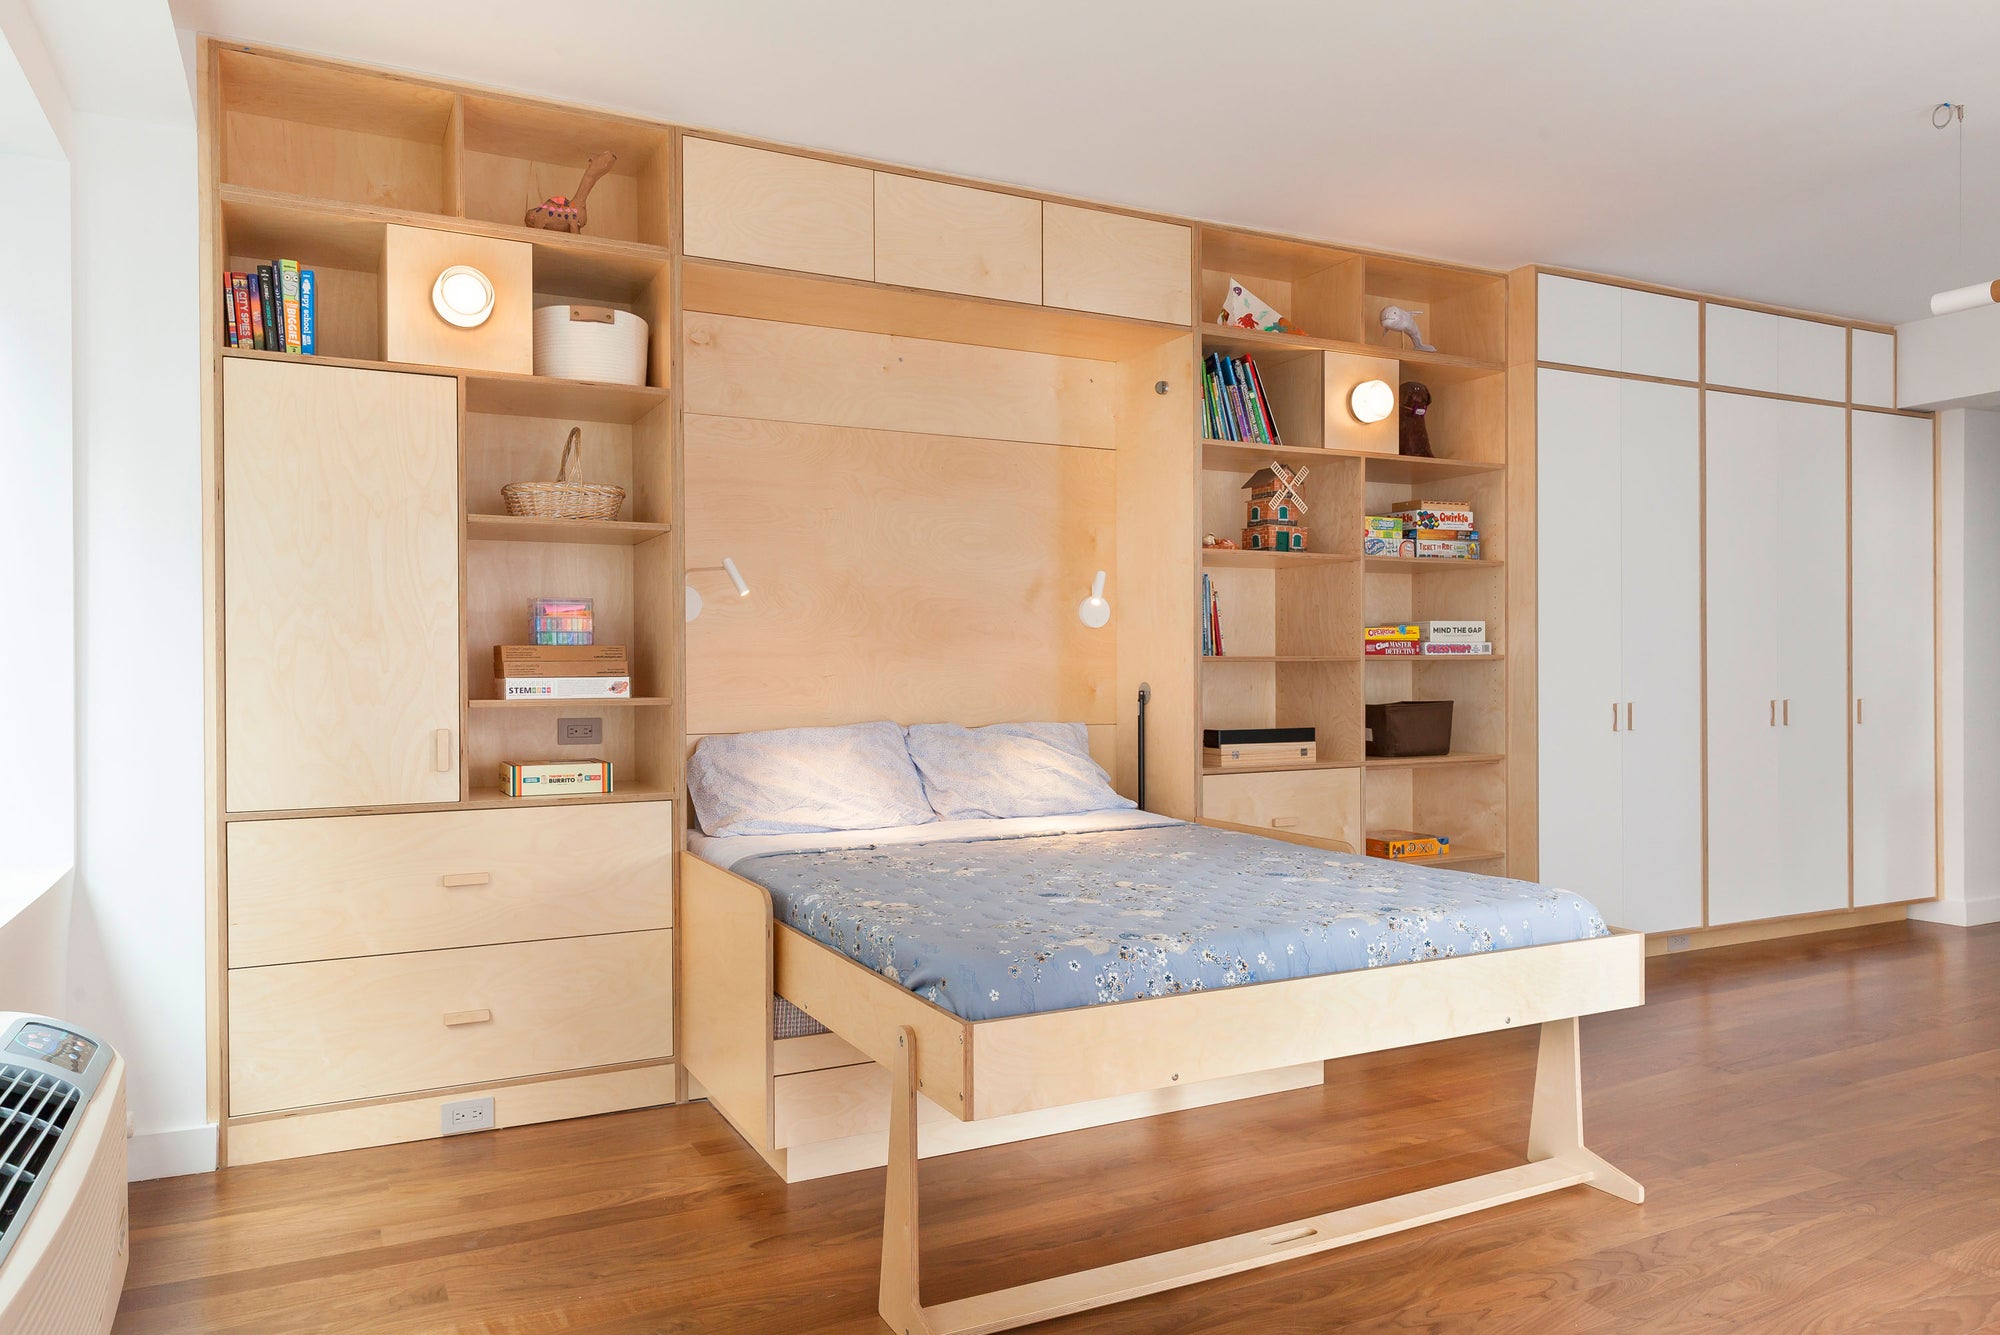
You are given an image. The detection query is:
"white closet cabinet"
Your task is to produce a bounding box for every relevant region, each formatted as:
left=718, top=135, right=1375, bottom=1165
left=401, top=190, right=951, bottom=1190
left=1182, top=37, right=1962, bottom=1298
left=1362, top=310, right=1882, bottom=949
left=1536, top=274, right=1698, bottom=382
left=1704, top=392, right=1849, bottom=924
left=1851, top=410, right=1937, bottom=906
left=1537, top=370, right=1703, bottom=932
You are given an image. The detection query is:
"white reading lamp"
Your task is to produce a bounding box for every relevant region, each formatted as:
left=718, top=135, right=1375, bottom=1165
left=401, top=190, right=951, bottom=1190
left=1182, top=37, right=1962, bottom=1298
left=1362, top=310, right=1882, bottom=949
left=1078, top=570, right=1111, bottom=628
left=684, top=557, right=749, bottom=622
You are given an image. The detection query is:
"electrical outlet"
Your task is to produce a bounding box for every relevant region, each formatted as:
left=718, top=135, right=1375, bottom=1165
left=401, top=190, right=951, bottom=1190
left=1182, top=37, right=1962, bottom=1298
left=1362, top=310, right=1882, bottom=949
left=1667, top=934, right=1692, bottom=952
left=558, top=716, right=602, bottom=746
left=441, top=1096, right=495, bottom=1135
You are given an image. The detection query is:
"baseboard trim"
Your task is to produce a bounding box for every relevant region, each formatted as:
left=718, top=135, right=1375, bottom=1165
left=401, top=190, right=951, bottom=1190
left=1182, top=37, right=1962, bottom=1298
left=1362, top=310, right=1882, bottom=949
left=1909, top=896, right=2000, bottom=928
left=129, top=1123, right=218, bottom=1181
left=1646, top=904, right=1907, bottom=956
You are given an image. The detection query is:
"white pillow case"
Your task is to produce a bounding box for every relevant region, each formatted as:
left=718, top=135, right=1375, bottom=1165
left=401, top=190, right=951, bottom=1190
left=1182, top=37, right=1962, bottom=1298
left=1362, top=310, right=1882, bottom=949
left=904, top=722, right=1135, bottom=820
left=688, top=721, right=936, bottom=837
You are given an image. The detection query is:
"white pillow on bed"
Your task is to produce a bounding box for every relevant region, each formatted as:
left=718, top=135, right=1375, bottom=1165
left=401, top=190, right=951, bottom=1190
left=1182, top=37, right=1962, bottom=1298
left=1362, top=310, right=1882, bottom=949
left=687, top=722, right=936, bottom=837
left=904, top=722, right=1135, bottom=820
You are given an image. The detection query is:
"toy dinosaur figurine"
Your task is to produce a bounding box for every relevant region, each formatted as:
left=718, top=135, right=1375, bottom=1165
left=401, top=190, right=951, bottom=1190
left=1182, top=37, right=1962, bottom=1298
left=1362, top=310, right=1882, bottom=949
left=525, top=150, right=617, bottom=233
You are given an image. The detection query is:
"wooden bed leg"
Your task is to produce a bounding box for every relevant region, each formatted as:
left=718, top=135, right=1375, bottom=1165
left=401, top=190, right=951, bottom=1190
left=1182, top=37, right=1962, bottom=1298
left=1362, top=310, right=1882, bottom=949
left=880, top=1026, right=933, bottom=1335
left=1527, top=1016, right=1644, bottom=1203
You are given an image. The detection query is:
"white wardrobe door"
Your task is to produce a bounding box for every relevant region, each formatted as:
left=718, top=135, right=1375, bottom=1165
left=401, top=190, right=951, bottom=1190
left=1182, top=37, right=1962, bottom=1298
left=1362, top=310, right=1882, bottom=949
left=1852, top=330, right=1896, bottom=409
left=1705, top=305, right=1781, bottom=393
left=1852, top=410, right=1937, bottom=906
left=1617, top=380, right=1703, bottom=932
left=1620, top=288, right=1700, bottom=383
left=1538, top=370, right=1626, bottom=922
left=1777, top=317, right=1849, bottom=403
left=1538, top=274, right=1622, bottom=371
left=1705, top=392, right=1787, bottom=924
left=1772, top=398, right=1851, bottom=916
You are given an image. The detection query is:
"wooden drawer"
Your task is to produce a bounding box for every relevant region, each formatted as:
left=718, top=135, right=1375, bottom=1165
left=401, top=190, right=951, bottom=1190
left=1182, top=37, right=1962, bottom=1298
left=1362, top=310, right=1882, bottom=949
left=873, top=172, right=1041, bottom=303
left=228, top=930, right=673, bottom=1115
left=227, top=804, right=674, bottom=967
left=1201, top=768, right=1361, bottom=847
left=682, top=137, right=873, bottom=280
left=1041, top=202, right=1190, bottom=324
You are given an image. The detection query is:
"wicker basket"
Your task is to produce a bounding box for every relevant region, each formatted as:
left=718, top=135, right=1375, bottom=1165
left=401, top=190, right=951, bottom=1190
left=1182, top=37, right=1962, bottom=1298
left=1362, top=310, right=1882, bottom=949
left=501, top=428, right=626, bottom=521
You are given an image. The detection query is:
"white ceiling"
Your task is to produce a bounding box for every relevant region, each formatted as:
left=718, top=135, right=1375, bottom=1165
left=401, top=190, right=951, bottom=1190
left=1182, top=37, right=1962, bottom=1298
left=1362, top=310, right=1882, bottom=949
left=169, top=0, right=2000, bottom=323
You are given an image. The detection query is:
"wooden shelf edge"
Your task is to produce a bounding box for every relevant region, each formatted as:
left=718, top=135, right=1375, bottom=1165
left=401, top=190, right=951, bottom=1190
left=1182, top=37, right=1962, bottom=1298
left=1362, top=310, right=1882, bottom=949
left=1368, top=844, right=1505, bottom=867
left=1362, top=653, right=1505, bottom=664
left=468, top=697, right=671, bottom=709
left=1201, top=759, right=1362, bottom=777
left=1198, top=323, right=1504, bottom=376
left=1363, top=556, right=1505, bottom=571
left=1201, top=549, right=1357, bottom=568
left=1202, top=655, right=1361, bottom=664
left=220, top=348, right=670, bottom=412
left=1362, top=753, right=1505, bottom=770
left=1199, top=438, right=1504, bottom=478
left=465, top=514, right=672, bottom=545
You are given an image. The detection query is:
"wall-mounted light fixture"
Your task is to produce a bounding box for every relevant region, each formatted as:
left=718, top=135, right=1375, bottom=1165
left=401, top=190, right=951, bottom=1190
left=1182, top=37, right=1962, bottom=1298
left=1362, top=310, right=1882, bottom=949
left=432, top=265, right=496, bottom=328
left=685, top=557, right=751, bottom=622
left=1078, top=570, right=1111, bottom=628
left=1349, top=378, right=1395, bottom=424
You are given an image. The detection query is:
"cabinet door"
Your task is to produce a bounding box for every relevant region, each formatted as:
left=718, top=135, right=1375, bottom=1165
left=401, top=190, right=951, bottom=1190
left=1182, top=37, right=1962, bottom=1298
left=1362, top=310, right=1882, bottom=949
left=1536, top=274, right=1621, bottom=371
left=1852, top=410, right=1937, bottom=906
left=223, top=359, right=460, bottom=811
left=681, top=137, right=874, bottom=280
left=1777, top=317, right=1848, bottom=402
left=1705, top=305, right=1780, bottom=393
left=1041, top=203, right=1191, bottom=324
left=1537, top=370, right=1626, bottom=922
left=1852, top=330, right=1896, bottom=408
left=1617, top=380, right=1704, bottom=932
left=1619, top=288, right=1700, bottom=382
left=1704, top=392, right=1788, bottom=924
left=1771, top=399, right=1851, bottom=914
left=874, top=173, right=1042, bottom=303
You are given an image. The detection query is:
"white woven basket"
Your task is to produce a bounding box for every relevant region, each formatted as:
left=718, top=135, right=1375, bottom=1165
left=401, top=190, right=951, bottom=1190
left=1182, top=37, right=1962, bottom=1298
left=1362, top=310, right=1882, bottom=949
left=533, top=304, right=649, bottom=385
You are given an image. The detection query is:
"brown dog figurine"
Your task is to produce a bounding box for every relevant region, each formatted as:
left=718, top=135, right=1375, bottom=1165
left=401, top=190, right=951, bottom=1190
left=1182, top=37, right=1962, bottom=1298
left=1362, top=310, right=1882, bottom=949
left=1399, top=381, right=1433, bottom=457
left=526, top=150, right=617, bottom=233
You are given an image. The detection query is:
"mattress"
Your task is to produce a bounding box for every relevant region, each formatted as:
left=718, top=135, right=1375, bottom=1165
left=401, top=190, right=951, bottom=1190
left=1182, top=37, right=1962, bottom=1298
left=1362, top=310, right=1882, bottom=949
left=711, top=818, right=1610, bottom=1022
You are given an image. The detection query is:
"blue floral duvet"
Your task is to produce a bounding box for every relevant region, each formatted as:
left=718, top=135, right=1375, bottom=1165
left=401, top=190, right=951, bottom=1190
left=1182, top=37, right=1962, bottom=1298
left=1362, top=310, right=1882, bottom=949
left=733, top=822, right=1610, bottom=1021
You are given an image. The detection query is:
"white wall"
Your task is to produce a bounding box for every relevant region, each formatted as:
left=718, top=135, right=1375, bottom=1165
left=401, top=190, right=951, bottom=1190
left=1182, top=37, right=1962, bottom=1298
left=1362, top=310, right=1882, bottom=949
left=1915, top=408, right=2000, bottom=927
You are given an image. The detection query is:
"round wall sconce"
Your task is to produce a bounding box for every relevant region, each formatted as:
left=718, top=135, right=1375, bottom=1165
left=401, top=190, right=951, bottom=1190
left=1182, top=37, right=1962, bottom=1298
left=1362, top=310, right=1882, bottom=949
left=1349, top=378, right=1395, bottom=424
left=432, top=265, right=496, bottom=328
left=1078, top=570, right=1111, bottom=628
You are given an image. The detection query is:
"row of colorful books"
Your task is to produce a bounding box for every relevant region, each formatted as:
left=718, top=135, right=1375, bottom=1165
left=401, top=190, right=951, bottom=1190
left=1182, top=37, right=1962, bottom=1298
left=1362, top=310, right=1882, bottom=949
left=1202, top=352, right=1284, bottom=445
left=1200, top=572, right=1226, bottom=655
left=1364, top=499, right=1481, bottom=560
left=223, top=260, right=317, bottom=354
left=1364, top=620, right=1493, bottom=656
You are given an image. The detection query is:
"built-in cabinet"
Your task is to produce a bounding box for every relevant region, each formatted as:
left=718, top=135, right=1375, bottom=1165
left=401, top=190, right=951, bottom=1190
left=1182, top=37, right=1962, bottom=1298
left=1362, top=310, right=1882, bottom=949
left=1537, top=369, right=1703, bottom=932
left=1533, top=271, right=1936, bottom=936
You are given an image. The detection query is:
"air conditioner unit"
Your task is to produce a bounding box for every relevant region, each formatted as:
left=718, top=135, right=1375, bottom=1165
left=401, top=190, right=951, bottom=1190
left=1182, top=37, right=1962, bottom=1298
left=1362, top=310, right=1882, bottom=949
left=0, top=1014, right=127, bottom=1335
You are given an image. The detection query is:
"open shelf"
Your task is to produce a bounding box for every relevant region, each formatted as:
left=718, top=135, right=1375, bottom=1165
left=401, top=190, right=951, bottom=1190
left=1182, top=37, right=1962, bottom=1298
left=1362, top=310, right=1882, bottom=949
left=1363, top=454, right=1506, bottom=484
left=1201, top=439, right=1504, bottom=481
left=459, top=95, right=673, bottom=247
left=1204, top=549, right=1356, bottom=569
left=469, top=697, right=670, bottom=709
left=221, top=347, right=668, bottom=421
left=1364, top=752, right=1504, bottom=770
left=1200, top=322, right=1503, bottom=378
left=465, top=515, right=671, bottom=546
left=1202, top=758, right=1361, bottom=778
left=1369, top=843, right=1504, bottom=868
left=1365, top=556, right=1504, bottom=571
left=464, top=783, right=673, bottom=809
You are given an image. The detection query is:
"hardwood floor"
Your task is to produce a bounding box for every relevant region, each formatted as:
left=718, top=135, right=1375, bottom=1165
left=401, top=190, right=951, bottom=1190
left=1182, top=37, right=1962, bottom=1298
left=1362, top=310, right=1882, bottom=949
left=118, top=922, right=2000, bottom=1334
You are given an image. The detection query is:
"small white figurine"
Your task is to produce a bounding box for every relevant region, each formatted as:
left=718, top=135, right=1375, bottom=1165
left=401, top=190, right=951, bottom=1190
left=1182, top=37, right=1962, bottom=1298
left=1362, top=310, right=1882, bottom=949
left=1379, top=305, right=1436, bottom=352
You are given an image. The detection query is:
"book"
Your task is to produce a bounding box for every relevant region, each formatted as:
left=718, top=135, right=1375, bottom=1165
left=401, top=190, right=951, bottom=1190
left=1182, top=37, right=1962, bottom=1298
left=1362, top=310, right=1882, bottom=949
left=299, top=268, right=316, bottom=355
left=1364, top=624, right=1421, bottom=641
left=1423, top=620, right=1486, bottom=643
left=220, top=274, right=237, bottom=347
left=1365, top=641, right=1420, bottom=656
left=501, top=676, right=632, bottom=699
left=230, top=272, right=253, bottom=346
left=262, top=264, right=282, bottom=349
left=248, top=267, right=268, bottom=349
left=1200, top=573, right=1213, bottom=655
left=1367, top=830, right=1447, bottom=860
left=1243, top=357, right=1283, bottom=445
left=1211, top=576, right=1224, bottom=655
left=1420, top=641, right=1493, bottom=655
left=499, top=759, right=613, bottom=798
left=279, top=259, right=302, bottom=354
left=1203, top=727, right=1316, bottom=747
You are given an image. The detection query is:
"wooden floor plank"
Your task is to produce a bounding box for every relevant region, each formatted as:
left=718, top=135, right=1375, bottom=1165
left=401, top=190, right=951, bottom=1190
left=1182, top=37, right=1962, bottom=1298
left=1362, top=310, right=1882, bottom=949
left=119, top=922, right=2000, bottom=1334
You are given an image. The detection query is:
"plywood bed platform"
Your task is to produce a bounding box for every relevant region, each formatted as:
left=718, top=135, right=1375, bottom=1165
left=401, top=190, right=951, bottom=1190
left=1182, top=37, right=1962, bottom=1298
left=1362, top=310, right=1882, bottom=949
left=682, top=850, right=1646, bottom=1334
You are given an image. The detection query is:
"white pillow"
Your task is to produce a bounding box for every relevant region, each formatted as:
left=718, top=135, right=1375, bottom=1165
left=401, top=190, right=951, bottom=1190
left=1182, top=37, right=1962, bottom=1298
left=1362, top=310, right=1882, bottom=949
left=904, top=722, right=1135, bottom=820
left=688, top=722, right=936, bottom=838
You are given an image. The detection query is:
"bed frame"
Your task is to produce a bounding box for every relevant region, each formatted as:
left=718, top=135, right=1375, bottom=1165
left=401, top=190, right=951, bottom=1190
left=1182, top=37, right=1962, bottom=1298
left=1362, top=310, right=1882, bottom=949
left=682, top=851, right=1645, bottom=1333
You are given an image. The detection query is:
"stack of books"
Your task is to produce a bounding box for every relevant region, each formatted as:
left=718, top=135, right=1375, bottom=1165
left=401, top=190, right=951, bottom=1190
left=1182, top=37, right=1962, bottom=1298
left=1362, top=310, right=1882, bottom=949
left=530, top=598, right=593, bottom=646
left=495, top=644, right=631, bottom=699
left=1362, top=502, right=1482, bottom=559
left=224, top=260, right=316, bottom=354
left=1203, top=727, right=1316, bottom=770
left=1365, top=621, right=1494, bottom=656
left=1202, top=352, right=1284, bottom=445
left=1201, top=573, right=1225, bottom=655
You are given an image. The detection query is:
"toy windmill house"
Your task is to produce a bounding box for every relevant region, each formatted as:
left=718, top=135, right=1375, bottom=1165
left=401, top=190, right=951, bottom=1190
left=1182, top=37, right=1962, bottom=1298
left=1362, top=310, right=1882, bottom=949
left=1241, top=462, right=1309, bottom=552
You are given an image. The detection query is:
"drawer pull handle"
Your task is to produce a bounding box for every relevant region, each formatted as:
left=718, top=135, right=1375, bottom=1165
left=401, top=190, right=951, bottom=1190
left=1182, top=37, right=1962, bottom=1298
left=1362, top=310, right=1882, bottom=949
left=435, top=728, right=454, bottom=773
left=443, top=1009, right=492, bottom=1028
left=1270, top=817, right=1301, bottom=829
left=441, top=873, right=491, bottom=888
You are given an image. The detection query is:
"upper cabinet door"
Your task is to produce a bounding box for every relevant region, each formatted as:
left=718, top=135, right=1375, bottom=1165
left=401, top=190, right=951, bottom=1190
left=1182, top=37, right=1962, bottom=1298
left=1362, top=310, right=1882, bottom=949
left=223, top=359, right=461, bottom=812
left=1041, top=203, right=1191, bottom=324
left=1619, top=288, right=1700, bottom=382
left=1705, top=304, right=1781, bottom=393
left=1851, top=410, right=1937, bottom=907
left=874, top=173, right=1042, bottom=304
left=682, top=138, right=874, bottom=280
left=1536, top=274, right=1621, bottom=371
left=1852, top=329, right=1896, bottom=408
left=1777, top=317, right=1848, bottom=402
